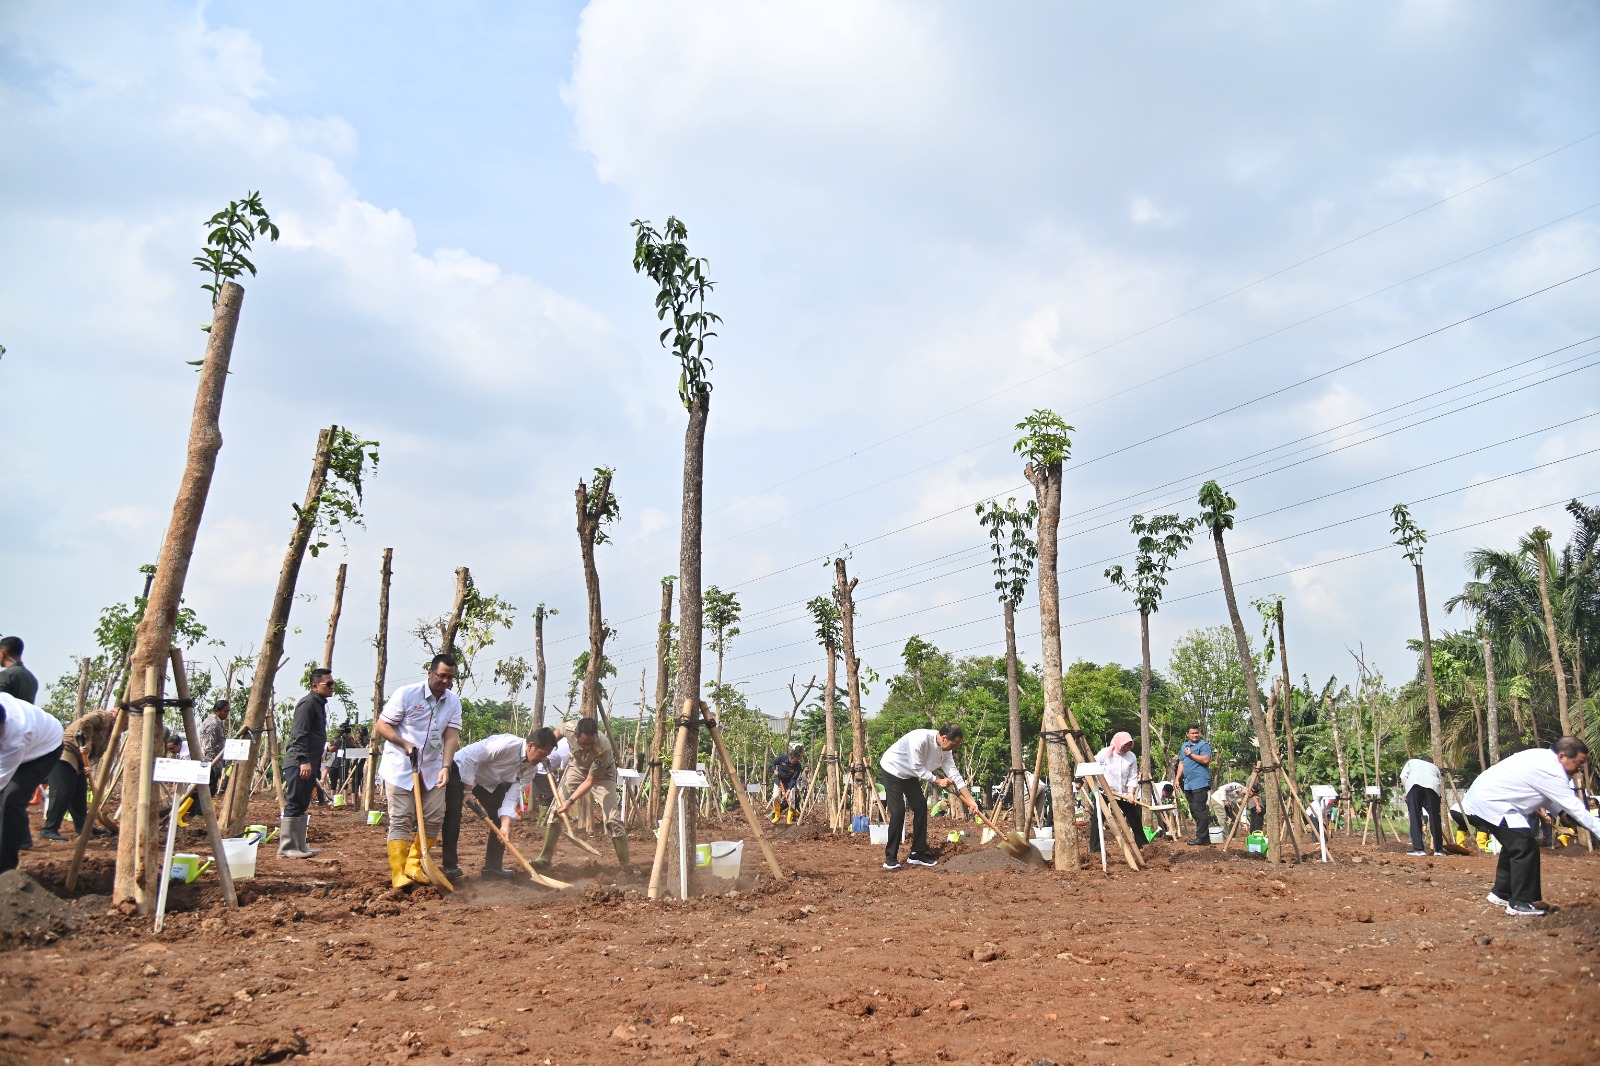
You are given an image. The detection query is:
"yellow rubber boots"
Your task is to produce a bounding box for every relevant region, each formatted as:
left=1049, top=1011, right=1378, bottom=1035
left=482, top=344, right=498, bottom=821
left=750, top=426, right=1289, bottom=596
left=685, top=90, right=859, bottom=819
left=386, top=839, right=413, bottom=890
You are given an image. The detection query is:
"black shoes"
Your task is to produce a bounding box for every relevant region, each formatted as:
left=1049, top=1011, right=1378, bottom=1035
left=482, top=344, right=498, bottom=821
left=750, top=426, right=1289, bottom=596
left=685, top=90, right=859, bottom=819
left=442, top=865, right=464, bottom=880
left=1186, top=837, right=1211, bottom=846
left=39, top=829, right=67, bottom=842
left=906, top=853, right=938, bottom=867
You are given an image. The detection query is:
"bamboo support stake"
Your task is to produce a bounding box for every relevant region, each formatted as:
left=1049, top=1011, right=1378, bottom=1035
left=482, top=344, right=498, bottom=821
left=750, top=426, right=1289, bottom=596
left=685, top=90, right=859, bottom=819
left=648, top=700, right=697, bottom=900
left=169, top=650, right=236, bottom=906
left=704, top=705, right=784, bottom=881
left=65, top=707, right=130, bottom=891
left=134, top=665, right=162, bottom=913
left=1062, top=704, right=1145, bottom=871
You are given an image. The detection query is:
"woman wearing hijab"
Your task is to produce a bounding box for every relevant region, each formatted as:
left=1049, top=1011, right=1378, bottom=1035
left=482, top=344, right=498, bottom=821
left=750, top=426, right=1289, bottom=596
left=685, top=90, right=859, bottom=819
left=1090, top=731, right=1145, bottom=853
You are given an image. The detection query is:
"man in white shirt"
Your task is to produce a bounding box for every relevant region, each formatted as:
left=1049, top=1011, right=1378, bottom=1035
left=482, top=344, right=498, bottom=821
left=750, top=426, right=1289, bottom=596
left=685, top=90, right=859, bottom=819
left=374, top=655, right=463, bottom=890
left=1090, top=731, right=1144, bottom=853
left=0, top=692, right=64, bottom=873
left=1463, top=737, right=1600, bottom=916
left=440, top=727, right=556, bottom=880
left=1399, top=755, right=1444, bottom=856
left=878, top=724, right=980, bottom=870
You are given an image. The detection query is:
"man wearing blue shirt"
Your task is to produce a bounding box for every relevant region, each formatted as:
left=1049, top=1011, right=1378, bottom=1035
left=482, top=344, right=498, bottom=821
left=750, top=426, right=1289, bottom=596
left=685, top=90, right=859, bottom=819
left=1175, top=724, right=1214, bottom=846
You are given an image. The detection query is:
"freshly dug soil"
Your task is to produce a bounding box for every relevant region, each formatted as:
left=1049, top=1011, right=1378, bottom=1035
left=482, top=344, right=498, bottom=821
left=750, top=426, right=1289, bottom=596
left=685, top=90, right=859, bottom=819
left=1, top=797, right=1596, bottom=1065
left=0, top=869, right=80, bottom=943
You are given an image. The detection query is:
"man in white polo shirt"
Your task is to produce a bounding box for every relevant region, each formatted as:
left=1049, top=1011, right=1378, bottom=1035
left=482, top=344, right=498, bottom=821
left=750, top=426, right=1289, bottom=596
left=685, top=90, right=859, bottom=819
left=374, top=654, right=463, bottom=890
left=1399, top=755, right=1445, bottom=856
left=0, top=692, right=64, bottom=874
left=878, top=723, right=980, bottom=870
left=1463, top=736, right=1600, bottom=916
left=440, top=727, right=556, bottom=880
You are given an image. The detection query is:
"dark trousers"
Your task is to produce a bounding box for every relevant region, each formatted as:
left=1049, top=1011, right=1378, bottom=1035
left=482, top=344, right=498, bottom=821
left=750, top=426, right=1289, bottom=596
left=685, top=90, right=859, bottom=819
left=282, top=764, right=319, bottom=817
left=1, top=745, right=61, bottom=873
left=442, top=764, right=512, bottom=871
left=1470, top=814, right=1541, bottom=904
left=1248, top=802, right=1265, bottom=832
left=1185, top=787, right=1211, bottom=841
left=42, top=761, right=87, bottom=835
left=1089, top=798, right=1145, bottom=852
left=880, top=771, right=929, bottom=864
left=1406, top=785, right=1444, bottom=852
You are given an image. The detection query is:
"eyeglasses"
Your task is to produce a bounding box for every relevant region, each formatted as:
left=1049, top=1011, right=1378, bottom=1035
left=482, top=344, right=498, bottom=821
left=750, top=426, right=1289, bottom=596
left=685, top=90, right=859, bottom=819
left=430, top=671, right=457, bottom=685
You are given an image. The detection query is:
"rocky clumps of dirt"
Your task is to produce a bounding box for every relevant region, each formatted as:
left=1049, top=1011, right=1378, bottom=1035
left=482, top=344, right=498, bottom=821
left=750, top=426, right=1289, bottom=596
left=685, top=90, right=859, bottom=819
left=0, top=870, right=82, bottom=943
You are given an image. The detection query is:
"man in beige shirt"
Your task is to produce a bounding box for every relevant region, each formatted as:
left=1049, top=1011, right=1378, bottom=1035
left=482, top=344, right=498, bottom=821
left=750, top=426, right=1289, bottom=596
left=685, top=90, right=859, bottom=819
left=40, top=709, right=115, bottom=842
left=533, top=718, right=631, bottom=875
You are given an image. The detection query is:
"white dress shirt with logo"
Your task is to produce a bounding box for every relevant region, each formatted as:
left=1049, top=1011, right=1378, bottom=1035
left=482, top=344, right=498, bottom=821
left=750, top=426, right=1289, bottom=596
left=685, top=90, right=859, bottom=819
left=377, top=680, right=463, bottom=790
left=453, top=734, right=535, bottom=820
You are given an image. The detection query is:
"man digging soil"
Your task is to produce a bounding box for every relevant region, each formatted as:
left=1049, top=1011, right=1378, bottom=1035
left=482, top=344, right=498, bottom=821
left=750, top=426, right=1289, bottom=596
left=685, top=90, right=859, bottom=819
left=533, top=718, right=632, bottom=876
left=375, top=655, right=462, bottom=890
left=878, top=723, right=979, bottom=871
left=441, top=727, right=556, bottom=880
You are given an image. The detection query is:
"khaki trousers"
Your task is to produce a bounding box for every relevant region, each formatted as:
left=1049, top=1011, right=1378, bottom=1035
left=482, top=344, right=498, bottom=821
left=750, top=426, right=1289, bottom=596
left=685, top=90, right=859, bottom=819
left=386, top=779, right=446, bottom=843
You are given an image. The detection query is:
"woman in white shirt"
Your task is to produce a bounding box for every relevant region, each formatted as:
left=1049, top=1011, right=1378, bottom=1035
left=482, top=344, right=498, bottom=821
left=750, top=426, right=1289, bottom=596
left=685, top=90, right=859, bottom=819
left=1089, top=731, right=1144, bottom=853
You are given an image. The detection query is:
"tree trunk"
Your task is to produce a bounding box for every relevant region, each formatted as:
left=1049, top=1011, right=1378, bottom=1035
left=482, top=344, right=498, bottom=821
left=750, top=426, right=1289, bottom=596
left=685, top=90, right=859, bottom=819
left=533, top=604, right=549, bottom=731
left=1482, top=634, right=1499, bottom=764
left=364, top=548, right=391, bottom=811
left=1138, top=609, right=1153, bottom=807
left=442, top=566, right=470, bottom=661
left=73, top=657, right=91, bottom=720
left=1275, top=603, right=1299, bottom=786
left=835, top=559, right=870, bottom=816
left=576, top=473, right=614, bottom=721
left=1533, top=547, right=1572, bottom=735
left=667, top=394, right=709, bottom=896
left=824, top=644, right=842, bottom=830
left=322, top=562, right=347, bottom=670
left=1468, top=685, right=1487, bottom=770
left=1003, top=598, right=1026, bottom=831
left=1413, top=563, right=1447, bottom=766
left=1024, top=459, right=1080, bottom=871
left=1211, top=527, right=1286, bottom=864
left=647, top=579, right=673, bottom=821
left=115, top=280, right=244, bottom=906
left=222, top=424, right=335, bottom=836
left=1327, top=686, right=1352, bottom=800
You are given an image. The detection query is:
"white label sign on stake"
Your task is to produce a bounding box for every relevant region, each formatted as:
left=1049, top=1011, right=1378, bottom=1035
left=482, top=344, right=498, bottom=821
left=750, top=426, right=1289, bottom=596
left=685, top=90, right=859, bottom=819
left=616, top=768, right=642, bottom=780
left=671, top=769, right=710, bottom=789
left=342, top=748, right=370, bottom=760
left=153, top=758, right=211, bottom=785
left=746, top=783, right=762, bottom=794
left=222, top=738, right=251, bottom=761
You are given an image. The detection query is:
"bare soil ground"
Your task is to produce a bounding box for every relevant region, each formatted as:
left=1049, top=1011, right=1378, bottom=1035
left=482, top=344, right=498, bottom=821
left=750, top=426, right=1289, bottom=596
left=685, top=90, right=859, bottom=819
left=1, top=797, right=1597, bottom=1066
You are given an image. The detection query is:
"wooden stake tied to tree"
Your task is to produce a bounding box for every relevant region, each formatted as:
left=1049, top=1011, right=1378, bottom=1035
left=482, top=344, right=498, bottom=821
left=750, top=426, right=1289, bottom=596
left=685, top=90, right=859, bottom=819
left=647, top=580, right=674, bottom=821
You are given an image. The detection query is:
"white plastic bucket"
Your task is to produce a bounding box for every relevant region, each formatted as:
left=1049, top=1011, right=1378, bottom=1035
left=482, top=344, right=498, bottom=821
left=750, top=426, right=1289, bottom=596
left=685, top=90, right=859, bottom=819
left=868, top=824, right=889, bottom=846
left=708, top=841, right=743, bottom=880
left=220, top=837, right=258, bottom=879
left=1208, top=825, right=1224, bottom=843
left=1029, top=837, right=1054, bottom=862
left=1034, top=827, right=1053, bottom=840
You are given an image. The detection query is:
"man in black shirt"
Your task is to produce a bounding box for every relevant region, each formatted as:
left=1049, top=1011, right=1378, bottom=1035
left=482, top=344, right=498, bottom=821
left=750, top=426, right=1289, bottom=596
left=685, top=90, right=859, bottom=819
left=279, top=669, right=331, bottom=858
left=0, top=637, right=38, bottom=703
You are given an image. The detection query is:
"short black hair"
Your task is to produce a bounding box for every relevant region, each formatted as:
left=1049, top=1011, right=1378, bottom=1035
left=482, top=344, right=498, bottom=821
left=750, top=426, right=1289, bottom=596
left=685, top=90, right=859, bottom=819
left=529, top=727, right=557, bottom=750
left=1187, top=723, right=1203, bottom=733
left=937, top=723, right=964, bottom=742
left=430, top=653, right=457, bottom=672
left=574, top=718, right=600, bottom=738
left=0, top=636, right=21, bottom=658
left=211, top=699, right=229, bottom=714
left=310, top=667, right=333, bottom=686
left=1553, top=736, right=1590, bottom=758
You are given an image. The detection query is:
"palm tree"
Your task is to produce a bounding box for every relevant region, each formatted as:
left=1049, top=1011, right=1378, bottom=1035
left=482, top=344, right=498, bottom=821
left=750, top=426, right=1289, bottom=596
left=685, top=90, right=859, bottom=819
left=1106, top=513, right=1195, bottom=807
left=1198, top=480, right=1288, bottom=863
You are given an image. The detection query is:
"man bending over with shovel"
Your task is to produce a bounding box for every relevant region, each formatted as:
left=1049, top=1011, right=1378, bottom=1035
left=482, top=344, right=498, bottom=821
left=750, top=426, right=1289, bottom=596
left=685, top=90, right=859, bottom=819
left=375, top=654, right=462, bottom=890
left=879, top=723, right=979, bottom=870
left=534, top=718, right=633, bottom=876
left=441, top=727, right=557, bottom=880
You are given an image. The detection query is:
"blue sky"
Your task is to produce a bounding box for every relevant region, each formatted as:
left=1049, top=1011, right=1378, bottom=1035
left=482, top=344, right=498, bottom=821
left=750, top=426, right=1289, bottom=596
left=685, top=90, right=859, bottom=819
left=3, top=1, right=1598, bottom=724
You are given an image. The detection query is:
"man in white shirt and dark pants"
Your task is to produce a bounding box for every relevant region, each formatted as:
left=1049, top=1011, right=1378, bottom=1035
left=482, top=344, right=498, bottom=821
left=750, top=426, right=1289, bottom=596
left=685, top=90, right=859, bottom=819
left=1463, top=737, right=1600, bottom=916
left=374, top=655, right=463, bottom=890
left=440, top=727, right=556, bottom=880
left=0, top=693, right=63, bottom=874
left=878, top=723, right=980, bottom=870
left=1399, top=755, right=1444, bottom=856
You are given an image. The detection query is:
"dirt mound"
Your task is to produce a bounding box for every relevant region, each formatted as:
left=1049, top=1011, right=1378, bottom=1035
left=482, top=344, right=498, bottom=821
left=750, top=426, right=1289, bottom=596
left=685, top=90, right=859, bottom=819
left=0, top=870, right=81, bottom=943
left=939, top=847, right=1033, bottom=873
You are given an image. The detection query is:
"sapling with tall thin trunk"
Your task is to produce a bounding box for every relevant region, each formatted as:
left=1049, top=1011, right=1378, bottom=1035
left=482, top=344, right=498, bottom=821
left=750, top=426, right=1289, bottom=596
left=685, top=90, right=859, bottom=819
left=807, top=594, right=845, bottom=829
left=115, top=194, right=275, bottom=904
left=633, top=216, right=719, bottom=896
left=1106, top=513, right=1195, bottom=808
left=1198, top=480, right=1287, bottom=864
left=1527, top=526, right=1572, bottom=735
left=1015, top=409, right=1080, bottom=871
left=576, top=468, right=619, bottom=720
left=977, top=497, right=1038, bottom=831
left=834, top=558, right=872, bottom=816
left=1391, top=504, right=1447, bottom=769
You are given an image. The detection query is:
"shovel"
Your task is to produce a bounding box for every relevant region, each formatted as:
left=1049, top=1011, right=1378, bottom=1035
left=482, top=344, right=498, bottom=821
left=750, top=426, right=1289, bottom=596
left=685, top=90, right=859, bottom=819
left=465, top=796, right=572, bottom=890
left=972, top=807, right=1047, bottom=867
left=409, top=748, right=454, bottom=893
